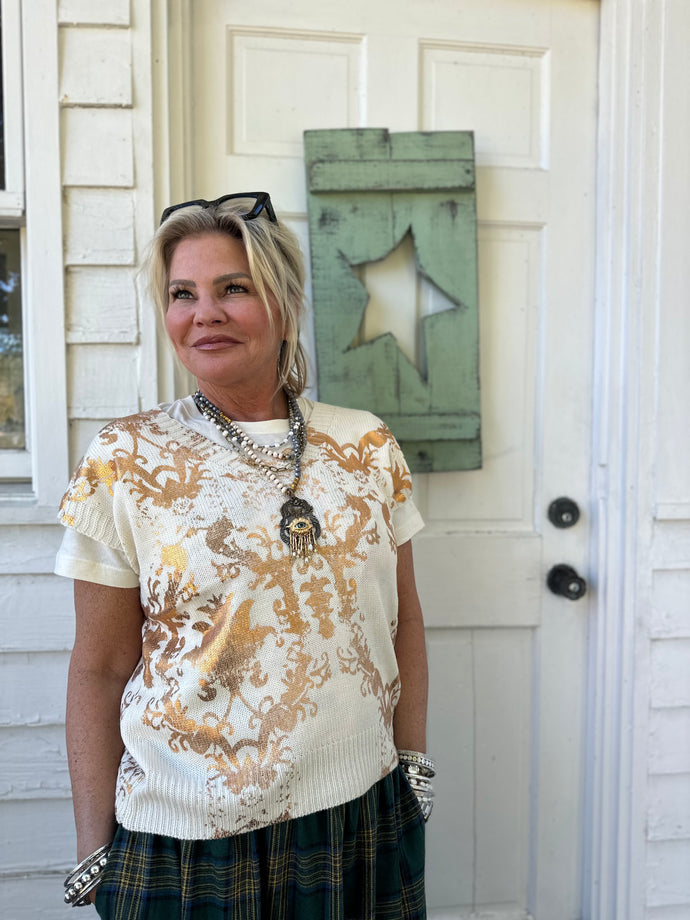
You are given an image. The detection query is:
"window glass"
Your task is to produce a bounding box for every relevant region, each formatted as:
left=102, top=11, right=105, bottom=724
left=0, top=6, right=5, bottom=190
left=0, top=228, right=23, bottom=449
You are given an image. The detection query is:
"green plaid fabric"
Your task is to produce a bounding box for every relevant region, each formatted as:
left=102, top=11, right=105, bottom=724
left=94, top=766, right=426, bottom=920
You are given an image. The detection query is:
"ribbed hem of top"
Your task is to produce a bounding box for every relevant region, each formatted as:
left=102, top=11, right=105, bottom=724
left=115, top=723, right=395, bottom=840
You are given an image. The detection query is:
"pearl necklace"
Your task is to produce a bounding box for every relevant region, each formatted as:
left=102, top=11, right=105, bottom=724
left=192, top=390, right=320, bottom=558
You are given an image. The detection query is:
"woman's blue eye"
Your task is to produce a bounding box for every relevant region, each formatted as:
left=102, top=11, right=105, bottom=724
left=168, top=283, right=249, bottom=300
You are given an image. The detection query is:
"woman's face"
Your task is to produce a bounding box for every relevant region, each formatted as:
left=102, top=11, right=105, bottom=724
left=165, top=232, right=284, bottom=397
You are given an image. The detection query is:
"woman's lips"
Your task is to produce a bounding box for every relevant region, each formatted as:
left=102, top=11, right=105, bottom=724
left=192, top=335, right=240, bottom=350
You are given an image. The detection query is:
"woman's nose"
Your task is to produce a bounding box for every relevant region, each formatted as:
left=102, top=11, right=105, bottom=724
left=194, top=293, right=225, bottom=323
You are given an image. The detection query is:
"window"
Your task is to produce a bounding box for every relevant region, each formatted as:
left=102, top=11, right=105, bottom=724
left=0, top=0, right=68, bottom=516
left=0, top=0, right=27, bottom=479
left=0, top=227, right=23, bottom=450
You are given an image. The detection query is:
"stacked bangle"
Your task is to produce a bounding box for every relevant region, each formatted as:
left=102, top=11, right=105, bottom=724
left=397, top=749, right=436, bottom=822
left=64, top=844, right=111, bottom=907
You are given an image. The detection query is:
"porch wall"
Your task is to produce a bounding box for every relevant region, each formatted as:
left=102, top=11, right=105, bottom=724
left=0, top=2, right=153, bottom=916
left=645, top=4, right=690, bottom=915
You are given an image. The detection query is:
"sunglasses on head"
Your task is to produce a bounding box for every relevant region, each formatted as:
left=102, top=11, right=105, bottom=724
left=159, top=192, right=277, bottom=226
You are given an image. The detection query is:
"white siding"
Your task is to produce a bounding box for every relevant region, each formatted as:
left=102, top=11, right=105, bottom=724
left=57, top=5, right=158, bottom=450
left=643, top=1, right=690, bottom=914
left=62, top=107, right=134, bottom=187
left=65, top=267, right=138, bottom=343
left=0, top=4, right=155, bottom=917
left=59, top=27, right=133, bottom=107
left=0, top=527, right=78, bottom=915
left=646, top=541, right=690, bottom=914
left=58, top=0, right=130, bottom=27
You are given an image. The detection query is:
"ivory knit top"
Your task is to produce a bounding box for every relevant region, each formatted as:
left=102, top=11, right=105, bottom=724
left=57, top=398, right=423, bottom=840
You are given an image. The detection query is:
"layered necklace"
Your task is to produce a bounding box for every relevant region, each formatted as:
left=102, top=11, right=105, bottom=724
left=192, top=389, right=321, bottom=558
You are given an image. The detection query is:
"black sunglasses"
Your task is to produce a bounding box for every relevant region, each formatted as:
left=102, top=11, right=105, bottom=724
left=159, top=191, right=277, bottom=226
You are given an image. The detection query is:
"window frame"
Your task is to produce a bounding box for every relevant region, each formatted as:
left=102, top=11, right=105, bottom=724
left=0, top=0, right=24, bottom=213
left=0, top=0, right=27, bottom=476
left=0, top=0, right=68, bottom=521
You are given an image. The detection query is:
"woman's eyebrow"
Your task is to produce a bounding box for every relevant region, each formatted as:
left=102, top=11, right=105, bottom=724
left=168, top=272, right=252, bottom=287
left=213, top=272, right=252, bottom=284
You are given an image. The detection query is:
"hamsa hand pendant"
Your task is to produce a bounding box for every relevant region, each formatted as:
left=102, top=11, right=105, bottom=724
left=279, top=496, right=321, bottom=558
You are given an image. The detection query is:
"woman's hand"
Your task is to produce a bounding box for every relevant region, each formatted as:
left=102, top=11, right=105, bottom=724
left=392, top=541, right=428, bottom=753
left=67, top=581, right=144, bottom=862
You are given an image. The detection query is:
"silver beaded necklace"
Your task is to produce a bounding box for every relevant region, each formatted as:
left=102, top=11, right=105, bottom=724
left=192, top=390, right=321, bottom=558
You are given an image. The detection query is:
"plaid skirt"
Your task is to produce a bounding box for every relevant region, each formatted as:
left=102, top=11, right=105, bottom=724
left=94, top=766, right=426, bottom=920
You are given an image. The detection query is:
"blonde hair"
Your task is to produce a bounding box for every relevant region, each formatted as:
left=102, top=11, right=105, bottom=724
left=144, top=200, right=308, bottom=396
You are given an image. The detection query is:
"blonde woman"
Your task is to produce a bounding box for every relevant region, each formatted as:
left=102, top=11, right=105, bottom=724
left=57, top=193, right=433, bottom=919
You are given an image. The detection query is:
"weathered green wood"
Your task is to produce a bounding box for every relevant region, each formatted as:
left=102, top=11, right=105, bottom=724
left=377, top=413, right=479, bottom=440
left=401, top=438, right=482, bottom=473
left=304, top=128, right=481, bottom=472
left=390, top=130, right=475, bottom=161
left=309, top=159, right=475, bottom=192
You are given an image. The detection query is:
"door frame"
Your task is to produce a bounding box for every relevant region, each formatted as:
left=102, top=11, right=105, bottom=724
left=148, top=1, right=659, bottom=915
left=585, top=1, right=662, bottom=918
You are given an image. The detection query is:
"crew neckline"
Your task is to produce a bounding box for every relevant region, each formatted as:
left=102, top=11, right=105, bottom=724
left=151, top=396, right=322, bottom=461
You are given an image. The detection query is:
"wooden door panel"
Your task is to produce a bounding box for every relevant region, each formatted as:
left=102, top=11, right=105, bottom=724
left=415, top=535, right=541, bottom=628
left=427, top=628, right=533, bottom=912
left=229, top=31, right=364, bottom=160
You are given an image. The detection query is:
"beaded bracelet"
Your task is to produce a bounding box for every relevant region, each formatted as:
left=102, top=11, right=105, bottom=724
left=397, top=749, right=436, bottom=821
left=397, top=749, right=436, bottom=777
left=64, top=844, right=111, bottom=907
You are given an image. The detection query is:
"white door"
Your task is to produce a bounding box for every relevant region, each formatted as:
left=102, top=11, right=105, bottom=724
left=169, top=2, right=600, bottom=916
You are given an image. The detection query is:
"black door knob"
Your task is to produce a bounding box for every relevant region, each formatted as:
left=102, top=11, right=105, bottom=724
left=547, top=564, right=587, bottom=600
left=548, top=497, right=580, bottom=528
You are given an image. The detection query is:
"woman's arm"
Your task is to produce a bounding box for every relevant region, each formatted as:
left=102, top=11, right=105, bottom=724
left=393, top=540, right=428, bottom=753
left=66, top=580, right=144, bottom=862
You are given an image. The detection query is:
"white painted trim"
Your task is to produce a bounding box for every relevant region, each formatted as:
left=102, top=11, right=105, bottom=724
left=130, top=0, right=158, bottom=410
left=0, top=0, right=27, bottom=483
left=0, top=0, right=69, bottom=520
left=0, top=191, right=24, bottom=217
left=584, top=0, right=664, bottom=916
left=0, top=448, right=30, bottom=478
left=1, top=0, right=25, bottom=198
left=150, top=0, right=194, bottom=405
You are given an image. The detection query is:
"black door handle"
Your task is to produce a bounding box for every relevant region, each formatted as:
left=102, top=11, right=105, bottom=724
left=547, top=564, right=587, bottom=600
left=548, top=497, right=580, bottom=528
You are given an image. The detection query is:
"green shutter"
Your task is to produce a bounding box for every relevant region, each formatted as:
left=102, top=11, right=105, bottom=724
left=304, top=128, right=481, bottom=472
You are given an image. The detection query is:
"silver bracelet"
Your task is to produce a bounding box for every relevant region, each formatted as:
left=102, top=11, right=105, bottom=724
left=398, top=749, right=436, bottom=821
left=397, top=749, right=436, bottom=778
left=415, top=793, right=434, bottom=822
left=64, top=844, right=111, bottom=907
left=405, top=773, right=434, bottom=795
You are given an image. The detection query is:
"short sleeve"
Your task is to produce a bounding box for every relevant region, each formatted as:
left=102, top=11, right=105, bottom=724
left=379, top=423, right=424, bottom=546
left=391, top=494, right=424, bottom=546
left=55, top=528, right=139, bottom=588
left=57, top=423, right=140, bottom=574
